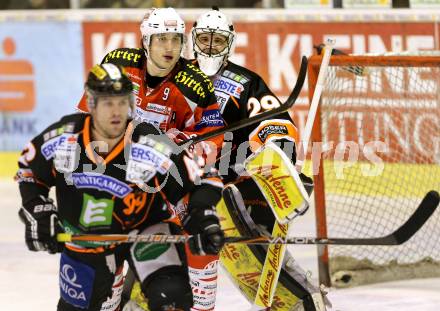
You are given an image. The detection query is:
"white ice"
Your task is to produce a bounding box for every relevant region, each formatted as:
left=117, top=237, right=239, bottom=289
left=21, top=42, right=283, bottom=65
left=1, top=179, right=439, bottom=310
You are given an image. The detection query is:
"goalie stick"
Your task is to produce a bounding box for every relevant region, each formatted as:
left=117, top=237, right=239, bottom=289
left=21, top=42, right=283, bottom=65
left=295, top=39, right=334, bottom=171
left=57, top=190, right=439, bottom=246
left=178, top=55, right=308, bottom=147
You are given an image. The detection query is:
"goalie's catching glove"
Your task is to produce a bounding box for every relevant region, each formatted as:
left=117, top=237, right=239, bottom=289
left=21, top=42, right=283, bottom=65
left=18, top=196, right=64, bottom=254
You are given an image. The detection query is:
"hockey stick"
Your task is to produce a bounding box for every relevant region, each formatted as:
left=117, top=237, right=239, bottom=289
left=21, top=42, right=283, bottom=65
left=314, top=43, right=368, bottom=76
left=57, top=190, right=439, bottom=246
left=295, top=39, right=335, bottom=171
left=179, top=55, right=308, bottom=146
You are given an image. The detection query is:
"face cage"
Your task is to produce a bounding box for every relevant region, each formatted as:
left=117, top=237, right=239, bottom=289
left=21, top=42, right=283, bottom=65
left=192, top=28, right=234, bottom=58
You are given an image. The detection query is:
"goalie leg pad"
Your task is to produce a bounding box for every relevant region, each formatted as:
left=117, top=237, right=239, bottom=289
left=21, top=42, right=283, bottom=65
left=141, top=265, right=193, bottom=311
left=243, top=141, right=311, bottom=224
left=218, top=183, right=327, bottom=311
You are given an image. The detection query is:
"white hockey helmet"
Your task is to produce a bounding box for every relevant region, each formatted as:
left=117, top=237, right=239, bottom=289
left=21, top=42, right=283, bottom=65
left=192, top=7, right=235, bottom=76
left=140, top=7, right=186, bottom=55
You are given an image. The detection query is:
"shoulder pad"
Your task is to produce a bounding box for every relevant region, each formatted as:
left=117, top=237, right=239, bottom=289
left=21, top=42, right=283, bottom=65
left=173, top=59, right=216, bottom=107
left=40, top=113, right=85, bottom=142
left=225, top=62, right=259, bottom=84
left=58, top=113, right=87, bottom=133
left=101, top=48, right=144, bottom=68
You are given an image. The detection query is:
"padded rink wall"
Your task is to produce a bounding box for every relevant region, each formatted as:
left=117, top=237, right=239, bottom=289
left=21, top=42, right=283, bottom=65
left=1, top=7, right=440, bottom=178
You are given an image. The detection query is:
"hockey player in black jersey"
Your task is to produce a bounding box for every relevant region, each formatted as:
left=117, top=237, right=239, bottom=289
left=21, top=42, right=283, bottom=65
left=190, top=7, right=330, bottom=311
left=16, top=63, right=224, bottom=311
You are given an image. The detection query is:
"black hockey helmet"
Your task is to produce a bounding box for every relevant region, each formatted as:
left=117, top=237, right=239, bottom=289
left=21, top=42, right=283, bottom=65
left=85, top=63, right=133, bottom=108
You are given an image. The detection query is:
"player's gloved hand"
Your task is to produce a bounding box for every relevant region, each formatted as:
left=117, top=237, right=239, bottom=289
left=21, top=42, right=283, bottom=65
left=18, top=196, right=64, bottom=254
left=166, top=128, right=214, bottom=166
left=183, top=207, right=225, bottom=256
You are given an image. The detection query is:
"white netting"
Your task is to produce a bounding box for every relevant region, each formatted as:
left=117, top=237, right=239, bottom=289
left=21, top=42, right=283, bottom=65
left=316, top=54, right=440, bottom=287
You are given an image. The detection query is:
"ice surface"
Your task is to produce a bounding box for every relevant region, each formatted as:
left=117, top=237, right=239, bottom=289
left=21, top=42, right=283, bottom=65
left=2, top=179, right=439, bottom=310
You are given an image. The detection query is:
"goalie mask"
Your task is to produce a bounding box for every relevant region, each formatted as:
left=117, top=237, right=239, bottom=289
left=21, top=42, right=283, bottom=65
left=192, top=7, right=235, bottom=76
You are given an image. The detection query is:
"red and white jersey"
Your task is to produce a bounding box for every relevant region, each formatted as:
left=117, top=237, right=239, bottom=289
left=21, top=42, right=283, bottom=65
left=77, top=48, right=224, bottom=151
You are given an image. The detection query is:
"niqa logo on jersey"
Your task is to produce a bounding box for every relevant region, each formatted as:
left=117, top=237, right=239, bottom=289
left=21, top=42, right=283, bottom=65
left=213, top=76, right=243, bottom=98
left=195, top=110, right=224, bottom=130
left=59, top=264, right=87, bottom=303
left=60, top=264, right=82, bottom=288
left=72, top=173, right=132, bottom=198
left=60, top=254, right=95, bottom=309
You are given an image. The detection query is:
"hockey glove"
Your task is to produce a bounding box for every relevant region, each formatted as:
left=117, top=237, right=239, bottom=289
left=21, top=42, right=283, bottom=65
left=183, top=207, right=225, bottom=256
left=18, top=196, right=64, bottom=254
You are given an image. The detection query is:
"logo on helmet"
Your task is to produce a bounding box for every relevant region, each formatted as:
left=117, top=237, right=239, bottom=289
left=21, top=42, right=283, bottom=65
left=113, top=81, right=122, bottom=91
left=164, top=20, right=177, bottom=27
left=90, top=65, right=107, bottom=80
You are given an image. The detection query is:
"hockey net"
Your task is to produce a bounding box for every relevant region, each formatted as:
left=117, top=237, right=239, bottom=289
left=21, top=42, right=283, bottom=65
left=308, top=53, right=440, bottom=288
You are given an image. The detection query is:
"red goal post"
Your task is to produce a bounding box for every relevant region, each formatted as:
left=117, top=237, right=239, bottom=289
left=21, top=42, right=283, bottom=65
left=307, top=54, right=440, bottom=287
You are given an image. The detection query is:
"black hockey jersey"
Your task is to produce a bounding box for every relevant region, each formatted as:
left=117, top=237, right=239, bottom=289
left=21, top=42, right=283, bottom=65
left=16, top=113, right=198, bottom=250
left=210, top=61, right=299, bottom=181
